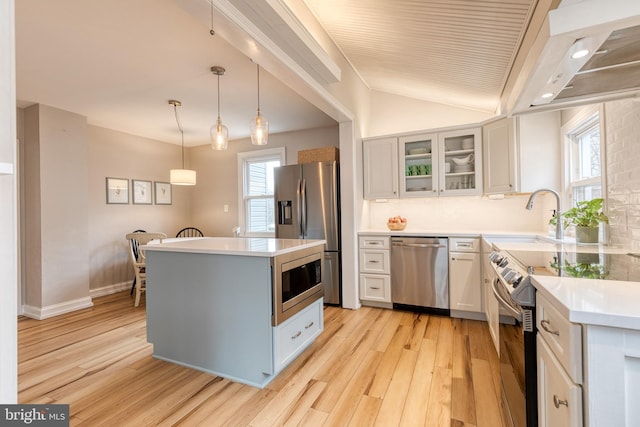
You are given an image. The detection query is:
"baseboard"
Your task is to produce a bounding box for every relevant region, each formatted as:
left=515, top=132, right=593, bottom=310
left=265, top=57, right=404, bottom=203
left=90, top=281, right=131, bottom=298
left=23, top=296, right=94, bottom=320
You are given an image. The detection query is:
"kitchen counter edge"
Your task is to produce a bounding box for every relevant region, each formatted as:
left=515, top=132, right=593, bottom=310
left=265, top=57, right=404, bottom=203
left=143, top=237, right=326, bottom=257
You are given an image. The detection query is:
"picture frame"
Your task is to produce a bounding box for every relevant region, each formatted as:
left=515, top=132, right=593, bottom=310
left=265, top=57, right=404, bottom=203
left=132, top=179, right=153, bottom=205
left=106, top=177, right=129, bottom=204
left=154, top=181, right=172, bottom=205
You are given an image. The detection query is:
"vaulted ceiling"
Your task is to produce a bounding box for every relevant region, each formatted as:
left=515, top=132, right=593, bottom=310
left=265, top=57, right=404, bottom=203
left=15, top=0, right=540, bottom=146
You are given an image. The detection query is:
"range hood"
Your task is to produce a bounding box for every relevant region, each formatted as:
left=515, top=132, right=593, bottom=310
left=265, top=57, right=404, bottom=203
left=507, top=0, right=640, bottom=114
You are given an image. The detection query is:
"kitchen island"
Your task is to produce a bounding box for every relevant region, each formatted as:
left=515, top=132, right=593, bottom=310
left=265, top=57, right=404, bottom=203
left=144, top=237, right=326, bottom=388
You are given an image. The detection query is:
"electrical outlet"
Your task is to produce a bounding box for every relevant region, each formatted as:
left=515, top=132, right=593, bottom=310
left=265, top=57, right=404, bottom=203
left=223, top=204, right=229, bottom=213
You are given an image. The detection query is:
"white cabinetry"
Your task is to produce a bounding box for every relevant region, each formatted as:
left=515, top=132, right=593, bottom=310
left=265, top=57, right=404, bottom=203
left=359, top=235, right=392, bottom=307
left=449, top=237, right=483, bottom=319
left=438, top=128, right=482, bottom=196
left=482, top=111, right=560, bottom=194
left=398, top=133, right=438, bottom=197
left=363, top=126, right=482, bottom=199
left=274, top=298, right=323, bottom=373
left=363, top=137, right=399, bottom=199
left=481, top=238, right=500, bottom=354
left=537, top=292, right=583, bottom=427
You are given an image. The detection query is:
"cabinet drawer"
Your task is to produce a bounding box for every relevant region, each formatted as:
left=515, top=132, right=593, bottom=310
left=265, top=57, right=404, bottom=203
left=360, top=273, right=391, bottom=302
left=537, top=293, right=582, bottom=383
left=448, top=237, right=479, bottom=252
left=274, top=299, right=323, bottom=372
left=359, top=249, right=390, bottom=274
left=537, top=335, right=583, bottom=427
left=359, top=235, right=390, bottom=249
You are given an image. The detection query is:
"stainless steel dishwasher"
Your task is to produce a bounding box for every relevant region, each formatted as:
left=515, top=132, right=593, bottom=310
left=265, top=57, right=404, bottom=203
left=390, top=237, right=449, bottom=315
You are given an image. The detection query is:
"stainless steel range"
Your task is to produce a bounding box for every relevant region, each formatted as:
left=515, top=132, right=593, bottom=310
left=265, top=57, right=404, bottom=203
left=488, top=245, right=640, bottom=427
left=487, top=249, right=537, bottom=427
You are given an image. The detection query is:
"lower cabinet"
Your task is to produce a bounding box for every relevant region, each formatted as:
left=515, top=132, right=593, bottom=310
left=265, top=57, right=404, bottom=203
left=537, top=335, right=583, bottom=427
left=273, top=298, right=323, bottom=373
left=449, top=237, right=483, bottom=319
left=359, top=235, right=392, bottom=307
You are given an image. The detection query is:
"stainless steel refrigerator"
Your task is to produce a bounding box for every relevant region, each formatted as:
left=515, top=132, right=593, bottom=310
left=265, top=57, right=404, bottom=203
left=274, top=161, right=341, bottom=305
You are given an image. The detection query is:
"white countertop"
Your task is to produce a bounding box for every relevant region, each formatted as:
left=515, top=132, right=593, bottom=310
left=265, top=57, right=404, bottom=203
left=486, top=237, right=640, bottom=330
left=144, top=237, right=326, bottom=257
left=532, top=275, right=640, bottom=330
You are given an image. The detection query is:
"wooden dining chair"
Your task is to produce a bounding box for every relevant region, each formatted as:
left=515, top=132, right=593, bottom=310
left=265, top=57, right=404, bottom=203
left=126, top=232, right=167, bottom=307
left=176, top=227, right=204, bottom=238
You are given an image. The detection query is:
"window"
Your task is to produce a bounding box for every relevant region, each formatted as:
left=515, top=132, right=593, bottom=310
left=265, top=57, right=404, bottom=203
left=563, top=108, right=604, bottom=208
left=237, top=148, right=285, bottom=236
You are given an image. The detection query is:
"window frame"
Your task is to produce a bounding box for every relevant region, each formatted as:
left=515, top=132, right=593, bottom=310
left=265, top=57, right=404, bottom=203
left=560, top=104, right=607, bottom=234
left=237, top=147, right=286, bottom=237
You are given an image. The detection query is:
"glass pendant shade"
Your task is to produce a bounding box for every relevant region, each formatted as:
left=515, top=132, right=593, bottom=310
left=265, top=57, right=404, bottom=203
left=250, top=63, right=268, bottom=146
left=170, top=168, right=196, bottom=186
left=211, top=119, right=229, bottom=150
left=250, top=112, right=268, bottom=146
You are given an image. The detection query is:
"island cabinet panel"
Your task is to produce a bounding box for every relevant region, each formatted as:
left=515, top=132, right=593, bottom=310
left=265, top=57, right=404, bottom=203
left=274, top=299, right=323, bottom=372
left=146, top=251, right=275, bottom=387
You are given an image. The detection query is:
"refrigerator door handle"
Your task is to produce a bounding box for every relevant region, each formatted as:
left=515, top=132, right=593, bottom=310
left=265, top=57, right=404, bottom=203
left=301, top=178, right=307, bottom=236
left=296, top=178, right=303, bottom=238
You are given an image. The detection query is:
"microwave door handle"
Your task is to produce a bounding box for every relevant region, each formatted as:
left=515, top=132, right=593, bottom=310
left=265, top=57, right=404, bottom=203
left=301, top=178, right=307, bottom=237
left=491, top=278, right=522, bottom=321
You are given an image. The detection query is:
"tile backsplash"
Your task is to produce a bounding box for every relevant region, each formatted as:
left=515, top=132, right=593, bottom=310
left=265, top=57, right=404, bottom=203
left=605, top=98, right=640, bottom=251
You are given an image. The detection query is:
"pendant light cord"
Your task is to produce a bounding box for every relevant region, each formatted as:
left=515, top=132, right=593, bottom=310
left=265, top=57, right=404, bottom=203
left=217, top=73, right=221, bottom=121
left=173, top=103, right=185, bottom=169
left=256, top=64, right=261, bottom=114
left=209, top=1, right=215, bottom=36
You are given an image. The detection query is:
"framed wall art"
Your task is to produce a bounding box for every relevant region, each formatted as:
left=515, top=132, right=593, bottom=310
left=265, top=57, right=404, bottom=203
left=132, top=179, right=153, bottom=205
left=106, top=177, right=129, bottom=204
left=155, top=181, right=172, bottom=205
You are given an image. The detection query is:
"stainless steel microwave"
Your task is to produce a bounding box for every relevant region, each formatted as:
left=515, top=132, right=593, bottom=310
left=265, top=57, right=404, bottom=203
left=271, top=246, right=324, bottom=326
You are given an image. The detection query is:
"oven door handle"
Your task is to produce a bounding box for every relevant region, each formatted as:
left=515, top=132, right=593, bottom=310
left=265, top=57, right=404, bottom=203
left=491, top=277, right=522, bottom=321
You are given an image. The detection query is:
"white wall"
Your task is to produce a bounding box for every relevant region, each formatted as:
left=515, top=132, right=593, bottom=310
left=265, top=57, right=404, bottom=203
left=0, top=0, right=17, bottom=403
left=368, top=90, right=493, bottom=138
left=189, top=125, right=339, bottom=237
left=366, top=195, right=548, bottom=234
left=87, top=125, right=191, bottom=292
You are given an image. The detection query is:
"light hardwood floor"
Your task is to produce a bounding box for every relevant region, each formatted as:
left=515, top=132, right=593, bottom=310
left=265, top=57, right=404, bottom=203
left=18, top=291, right=505, bottom=426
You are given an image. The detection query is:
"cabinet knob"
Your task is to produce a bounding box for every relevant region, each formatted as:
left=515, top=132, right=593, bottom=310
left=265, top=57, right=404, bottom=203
left=553, top=395, right=568, bottom=408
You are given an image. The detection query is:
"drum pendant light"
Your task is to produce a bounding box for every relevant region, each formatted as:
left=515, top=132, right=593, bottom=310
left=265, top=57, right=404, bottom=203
left=168, top=100, right=196, bottom=186
left=210, top=66, right=229, bottom=150
left=250, top=63, right=268, bottom=146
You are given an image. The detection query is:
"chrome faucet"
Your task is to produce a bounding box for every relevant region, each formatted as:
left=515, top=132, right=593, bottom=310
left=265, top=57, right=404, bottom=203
left=526, top=189, right=563, bottom=241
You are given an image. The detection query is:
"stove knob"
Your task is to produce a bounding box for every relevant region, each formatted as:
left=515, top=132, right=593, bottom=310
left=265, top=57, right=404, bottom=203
left=498, top=258, right=509, bottom=268
left=512, top=274, right=523, bottom=288
left=489, top=251, right=501, bottom=262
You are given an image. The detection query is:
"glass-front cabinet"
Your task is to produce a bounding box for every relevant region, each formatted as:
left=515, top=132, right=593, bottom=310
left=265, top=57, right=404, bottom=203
left=438, top=128, right=482, bottom=196
left=398, top=133, right=438, bottom=197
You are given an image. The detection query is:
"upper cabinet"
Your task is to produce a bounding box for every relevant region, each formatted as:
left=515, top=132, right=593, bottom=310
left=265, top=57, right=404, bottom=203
left=437, top=128, right=482, bottom=196
left=483, top=111, right=561, bottom=194
left=364, top=127, right=483, bottom=199
left=363, top=137, right=399, bottom=199
left=398, top=133, right=438, bottom=197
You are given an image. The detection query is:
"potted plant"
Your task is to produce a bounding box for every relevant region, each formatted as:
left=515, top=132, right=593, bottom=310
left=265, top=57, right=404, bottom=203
left=550, top=198, right=609, bottom=244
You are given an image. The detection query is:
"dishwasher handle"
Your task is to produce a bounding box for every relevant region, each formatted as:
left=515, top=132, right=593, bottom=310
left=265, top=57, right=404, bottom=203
left=392, top=242, right=447, bottom=249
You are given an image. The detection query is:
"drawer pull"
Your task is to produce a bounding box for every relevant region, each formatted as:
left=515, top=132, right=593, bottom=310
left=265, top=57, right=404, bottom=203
left=369, top=242, right=381, bottom=245
left=553, top=395, right=568, bottom=408
left=305, top=321, right=314, bottom=329
left=370, top=286, right=380, bottom=290
left=291, top=331, right=302, bottom=340
left=541, top=320, right=560, bottom=336
left=368, top=260, right=380, bottom=264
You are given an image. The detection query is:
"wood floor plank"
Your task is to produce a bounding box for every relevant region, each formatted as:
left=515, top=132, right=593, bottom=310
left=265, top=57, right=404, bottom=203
left=17, top=291, right=504, bottom=427
left=399, top=338, right=437, bottom=426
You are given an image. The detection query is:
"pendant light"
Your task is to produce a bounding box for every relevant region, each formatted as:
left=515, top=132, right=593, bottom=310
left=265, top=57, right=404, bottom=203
left=210, top=66, right=229, bottom=150
left=168, top=100, right=196, bottom=186
left=250, top=63, right=269, bottom=146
